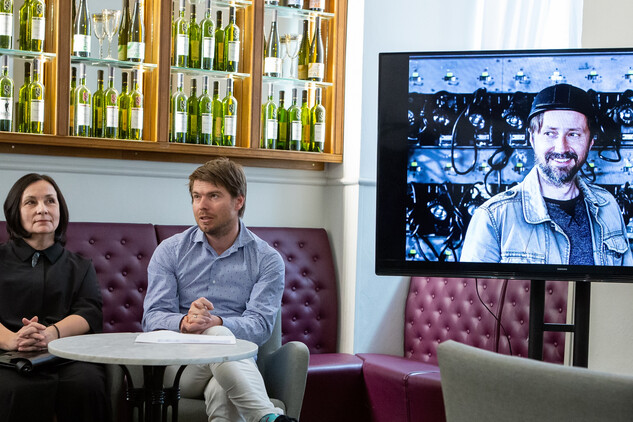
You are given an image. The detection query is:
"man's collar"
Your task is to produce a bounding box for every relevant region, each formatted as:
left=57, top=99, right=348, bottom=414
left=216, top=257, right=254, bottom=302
left=12, top=238, right=64, bottom=264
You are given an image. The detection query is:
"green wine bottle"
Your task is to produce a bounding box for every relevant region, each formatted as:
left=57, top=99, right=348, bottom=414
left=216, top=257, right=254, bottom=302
left=213, top=11, right=224, bottom=71
left=310, top=87, right=325, bottom=152
left=300, top=89, right=310, bottom=151
left=73, top=63, right=91, bottom=136
left=308, top=16, right=324, bottom=82
left=188, top=4, right=201, bottom=69
left=118, top=72, right=131, bottom=139
left=127, top=0, right=145, bottom=63
left=0, top=0, right=13, bottom=49
left=69, top=66, right=77, bottom=135
left=222, top=78, right=237, bottom=146
left=17, top=61, right=30, bottom=133
left=277, top=90, right=288, bottom=150
left=198, top=75, right=212, bottom=145
left=104, top=66, right=119, bottom=139
left=263, top=10, right=281, bottom=78
left=73, top=0, right=91, bottom=57
left=28, top=58, right=44, bottom=134
left=224, top=7, right=240, bottom=73
left=211, top=80, right=222, bottom=145
left=260, top=83, right=277, bottom=149
left=0, top=55, right=13, bottom=132
left=187, top=77, right=199, bottom=143
left=172, top=0, right=188, bottom=67
left=287, top=88, right=301, bottom=151
left=18, top=0, right=29, bottom=51
left=297, top=20, right=309, bottom=80
left=200, top=0, right=215, bottom=70
left=92, top=69, right=105, bottom=137
left=129, top=69, right=143, bottom=140
left=118, top=0, right=130, bottom=61
left=29, top=0, right=45, bottom=52
left=170, top=72, right=187, bottom=143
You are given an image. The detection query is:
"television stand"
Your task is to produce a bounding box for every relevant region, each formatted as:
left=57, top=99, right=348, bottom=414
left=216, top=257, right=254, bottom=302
left=528, top=279, right=590, bottom=367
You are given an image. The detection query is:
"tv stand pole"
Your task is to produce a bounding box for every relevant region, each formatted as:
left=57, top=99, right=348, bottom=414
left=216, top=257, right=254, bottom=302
left=528, top=279, right=590, bottom=367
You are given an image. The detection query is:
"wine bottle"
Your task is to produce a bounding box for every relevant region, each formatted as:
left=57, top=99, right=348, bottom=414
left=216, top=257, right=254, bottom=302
left=198, top=75, right=212, bottom=145
left=73, top=63, right=91, bottom=137
left=297, top=20, right=309, bottom=80
left=127, top=0, right=145, bottom=63
left=310, top=87, right=325, bottom=152
left=309, top=0, right=325, bottom=12
left=17, top=61, right=30, bottom=133
left=118, top=72, right=130, bottom=139
left=129, top=69, right=143, bottom=140
left=287, top=88, right=301, bottom=151
left=172, top=0, right=188, bottom=67
left=188, top=4, right=201, bottom=68
left=212, top=80, right=222, bottom=145
left=29, top=0, right=45, bottom=52
left=187, top=77, right=199, bottom=143
left=170, top=73, right=187, bottom=143
left=260, top=84, right=277, bottom=149
left=69, top=66, right=77, bottom=135
left=277, top=90, right=288, bottom=150
left=213, top=11, right=224, bottom=71
left=0, top=0, right=13, bottom=49
left=104, top=66, right=119, bottom=139
left=222, top=78, right=237, bottom=146
left=73, top=0, right=91, bottom=57
left=28, top=58, right=44, bottom=134
left=300, top=89, right=310, bottom=151
left=200, top=0, right=215, bottom=70
left=18, top=0, right=28, bottom=51
left=286, top=0, right=303, bottom=8
left=0, top=56, right=13, bottom=132
left=308, top=16, right=324, bottom=82
left=224, top=6, right=240, bottom=73
left=264, top=10, right=281, bottom=78
left=118, top=0, right=130, bottom=60
left=92, top=69, right=105, bottom=137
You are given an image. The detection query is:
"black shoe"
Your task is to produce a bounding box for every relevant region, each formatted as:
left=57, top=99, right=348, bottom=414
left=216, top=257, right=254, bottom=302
left=274, top=416, right=298, bottom=422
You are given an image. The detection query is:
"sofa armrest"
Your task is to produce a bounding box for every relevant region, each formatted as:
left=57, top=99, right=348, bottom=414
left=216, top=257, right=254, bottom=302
left=259, top=340, right=310, bottom=419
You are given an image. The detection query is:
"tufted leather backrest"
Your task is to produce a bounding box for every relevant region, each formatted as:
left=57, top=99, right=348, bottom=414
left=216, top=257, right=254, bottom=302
left=405, top=277, right=567, bottom=365
left=65, top=223, right=158, bottom=333
left=155, top=225, right=339, bottom=354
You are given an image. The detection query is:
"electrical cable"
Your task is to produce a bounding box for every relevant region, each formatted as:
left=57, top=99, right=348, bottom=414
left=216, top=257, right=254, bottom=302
left=475, top=278, right=513, bottom=356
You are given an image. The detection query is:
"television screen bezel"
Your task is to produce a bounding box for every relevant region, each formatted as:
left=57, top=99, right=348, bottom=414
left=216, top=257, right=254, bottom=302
left=375, top=47, right=633, bottom=282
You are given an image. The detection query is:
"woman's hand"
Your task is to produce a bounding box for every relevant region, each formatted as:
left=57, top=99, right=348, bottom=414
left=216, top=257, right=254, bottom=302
left=15, top=316, right=51, bottom=352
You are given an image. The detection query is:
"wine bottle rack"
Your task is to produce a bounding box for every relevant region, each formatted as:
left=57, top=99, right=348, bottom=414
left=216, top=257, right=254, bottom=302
left=0, top=0, right=346, bottom=171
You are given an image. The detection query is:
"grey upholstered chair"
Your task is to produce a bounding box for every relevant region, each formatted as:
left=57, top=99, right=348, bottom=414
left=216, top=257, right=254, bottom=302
left=437, top=340, right=633, bottom=422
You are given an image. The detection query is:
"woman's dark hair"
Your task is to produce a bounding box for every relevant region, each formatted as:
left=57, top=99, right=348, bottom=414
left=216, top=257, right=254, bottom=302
left=3, top=173, right=69, bottom=244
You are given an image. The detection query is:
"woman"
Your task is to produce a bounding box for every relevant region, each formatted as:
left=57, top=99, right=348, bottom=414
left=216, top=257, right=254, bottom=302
left=0, top=173, right=110, bottom=422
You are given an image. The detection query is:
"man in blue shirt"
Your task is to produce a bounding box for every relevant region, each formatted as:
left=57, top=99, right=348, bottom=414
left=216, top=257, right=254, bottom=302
left=143, top=158, right=295, bottom=422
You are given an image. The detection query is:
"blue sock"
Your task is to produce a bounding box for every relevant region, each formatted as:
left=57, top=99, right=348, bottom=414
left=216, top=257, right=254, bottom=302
left=259, top=415, right=279, bottom=422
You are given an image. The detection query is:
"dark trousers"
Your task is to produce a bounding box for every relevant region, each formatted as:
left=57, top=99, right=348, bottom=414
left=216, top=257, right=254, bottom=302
left=0, top=361, right=111, bottom=422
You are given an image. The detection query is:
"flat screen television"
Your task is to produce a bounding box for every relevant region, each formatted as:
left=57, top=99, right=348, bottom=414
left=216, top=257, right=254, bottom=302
left=376, top=48, right=633, bottom=281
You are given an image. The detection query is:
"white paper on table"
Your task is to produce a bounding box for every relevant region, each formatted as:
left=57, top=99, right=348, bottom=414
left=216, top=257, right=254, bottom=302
left=135, top=330, right=237, bottom=344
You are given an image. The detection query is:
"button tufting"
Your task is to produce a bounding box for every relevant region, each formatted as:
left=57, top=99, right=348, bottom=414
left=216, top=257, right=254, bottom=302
left=316, top=315, right=321, bottom=320
left=312, top=256, right=318, bottom=262
left=486, top=333, right=490, bottom=338
left=299, top=242, right=304, bottom=248
left=122, top=271, right=127, bottom=276
left=288, top=256, right=293, bottom=262
left=89, top=239, right=95, bottom=244
left=292, top=316, right=297, bottom=321
left=121, top=239, right=126, bottom=245
left=316, top=344, right=321, bottom=349
left=291, top=286, right=296, bottom=291
left=315, top=286, right=320, bottom=292
left=273, top=242, right=279, bottom=247
left=124, top=303, right=130, bottom=308
left=466, top=329, right=470, bottom=334
left=110, top=320, right=115, bottom=325
left=304, top=330, right=309, bottom=335
left=558, top=308, right=563, bottom=313
left=108, top=286, right=114, bottom=292
left=457, top=312, right=461, bottom=317
left=304, top=301, right=309, bottom=306
left=105, top=254, right=111, bottom=259
left=137, top=254, right=143, bottom=260
left=138, top=287, right=144, bottom=293
left=520, top=320, right=524, bottom=324
left=302, top=271, right=307, bottom=276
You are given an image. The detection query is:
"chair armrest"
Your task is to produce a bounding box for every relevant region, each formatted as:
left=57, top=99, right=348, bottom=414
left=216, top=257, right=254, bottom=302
left=259, top=341, right=310, bottom=419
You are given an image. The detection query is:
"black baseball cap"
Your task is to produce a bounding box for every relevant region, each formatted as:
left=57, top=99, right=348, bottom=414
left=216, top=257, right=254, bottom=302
left=527, top=83, right=595, bottom=123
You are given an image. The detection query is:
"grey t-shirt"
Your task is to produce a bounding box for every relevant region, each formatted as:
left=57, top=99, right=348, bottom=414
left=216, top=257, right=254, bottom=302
left=545, top=195, right=595, bottom=265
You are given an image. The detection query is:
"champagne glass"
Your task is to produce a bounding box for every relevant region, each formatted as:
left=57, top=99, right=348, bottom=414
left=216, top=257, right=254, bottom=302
left=283, top=34, right=301, bottom=79
left=92, top=13, right=106, bottom=59
left=103, top=9, right=122, bottom=60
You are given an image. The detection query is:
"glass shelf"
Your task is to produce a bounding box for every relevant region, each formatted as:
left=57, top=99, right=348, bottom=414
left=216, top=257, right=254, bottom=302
left=263, top=75, right=332, bottom=89
left=171, top=66, right=250, bottom=80
left=0, top=48, right=56, bottom=61
left=265, top=4, right=335, bottom=20
left=71, top=56, right=158, bottom=71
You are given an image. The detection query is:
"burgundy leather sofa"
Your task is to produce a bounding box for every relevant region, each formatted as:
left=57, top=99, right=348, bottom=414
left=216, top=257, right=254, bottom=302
left=358, top=276, right=568, bottom=422
left=0, top=221, right=368, bottom=422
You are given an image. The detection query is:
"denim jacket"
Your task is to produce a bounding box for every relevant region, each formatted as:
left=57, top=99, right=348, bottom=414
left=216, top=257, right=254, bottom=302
left=460, top=167, right=633, bottom=265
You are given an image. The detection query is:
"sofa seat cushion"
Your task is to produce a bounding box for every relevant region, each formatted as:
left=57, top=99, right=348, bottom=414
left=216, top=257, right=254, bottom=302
left=358, top=353, right=444, bottom=422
